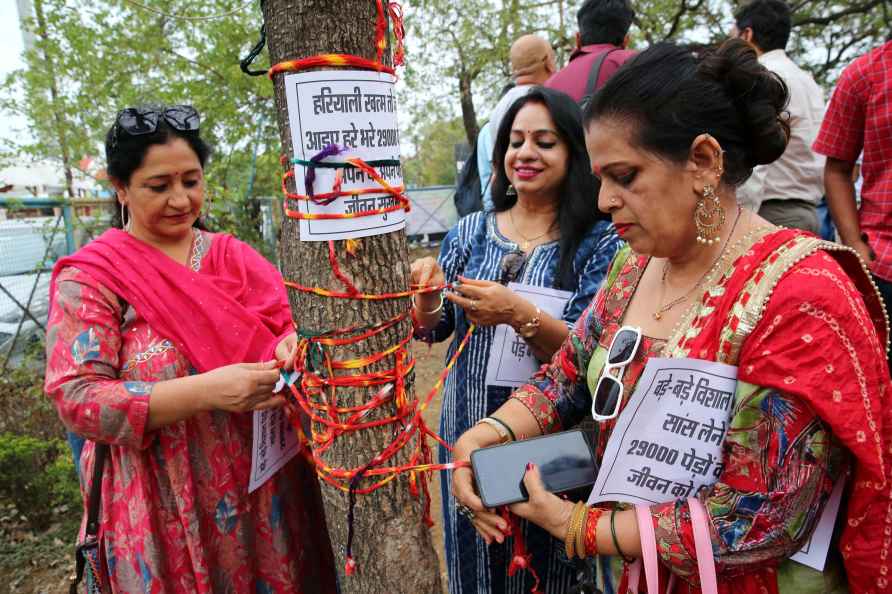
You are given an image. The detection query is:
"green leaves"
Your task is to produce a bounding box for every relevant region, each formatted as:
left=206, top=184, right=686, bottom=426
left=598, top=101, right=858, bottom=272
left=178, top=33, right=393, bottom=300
left=4, top=0, right=279, bottom=229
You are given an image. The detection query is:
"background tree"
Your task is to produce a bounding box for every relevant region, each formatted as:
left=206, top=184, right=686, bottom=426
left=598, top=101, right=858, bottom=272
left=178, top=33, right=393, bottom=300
left=402, top=0, right=891, bottom=151
left=402, top=116, right=467, bottom=187
left=2, top=0, right=283, bottom=252
left=262, top=0, right=442, bottom=592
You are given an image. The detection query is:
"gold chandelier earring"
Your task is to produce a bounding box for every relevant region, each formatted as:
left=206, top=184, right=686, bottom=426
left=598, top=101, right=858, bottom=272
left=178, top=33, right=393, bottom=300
left=694, top=184, right=725, bottom=244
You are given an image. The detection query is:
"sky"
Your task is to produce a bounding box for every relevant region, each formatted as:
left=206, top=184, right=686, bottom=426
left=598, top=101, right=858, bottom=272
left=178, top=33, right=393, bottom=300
left=0, top=0, right=27, bottom=149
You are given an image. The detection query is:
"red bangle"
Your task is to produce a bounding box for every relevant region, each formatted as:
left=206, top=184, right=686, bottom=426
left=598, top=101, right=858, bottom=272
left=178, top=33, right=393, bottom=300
left=585, top=508, right=607, bottom=557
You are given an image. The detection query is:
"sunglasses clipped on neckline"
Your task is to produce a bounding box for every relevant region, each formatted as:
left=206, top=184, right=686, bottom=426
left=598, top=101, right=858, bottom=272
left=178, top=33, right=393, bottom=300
left=591, top=325, right=642, bottom=421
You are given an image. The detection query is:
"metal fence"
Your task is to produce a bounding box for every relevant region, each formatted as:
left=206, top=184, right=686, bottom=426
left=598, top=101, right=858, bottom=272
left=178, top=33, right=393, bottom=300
left=0, top=188, right=459, bottom=371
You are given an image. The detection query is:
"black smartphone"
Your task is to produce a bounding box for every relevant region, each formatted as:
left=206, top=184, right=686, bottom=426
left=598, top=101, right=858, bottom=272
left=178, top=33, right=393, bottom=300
left=470, top=430, right=598, bottom=508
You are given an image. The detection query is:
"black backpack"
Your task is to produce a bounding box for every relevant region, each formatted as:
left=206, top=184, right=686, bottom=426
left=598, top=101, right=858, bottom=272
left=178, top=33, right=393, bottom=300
left=578, top=48, right=618, bottom=113
left=453, top=137, right=487, bottom=217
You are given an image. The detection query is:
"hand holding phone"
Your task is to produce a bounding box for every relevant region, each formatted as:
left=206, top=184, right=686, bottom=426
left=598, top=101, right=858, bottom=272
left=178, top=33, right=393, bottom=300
left=470, top=430, right=598, bottom=508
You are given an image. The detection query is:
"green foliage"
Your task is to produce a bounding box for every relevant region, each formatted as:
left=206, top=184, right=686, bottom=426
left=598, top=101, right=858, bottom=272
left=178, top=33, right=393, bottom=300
left=0, top=435, right=79, bottom=531
left=1, top=0, right=282, bottom=253
left=0, top=348, right=61, bottom=443
left=405, top=0, right=890, bottom=150
left=403, top=117, right=466, bottom=187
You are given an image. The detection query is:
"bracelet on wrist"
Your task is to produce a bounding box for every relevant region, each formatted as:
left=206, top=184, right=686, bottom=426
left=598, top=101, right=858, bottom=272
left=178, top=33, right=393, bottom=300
left=575, top=506, right=588, bottom=559
left=584, top=507, right=606, bottom=557
left=515, top=306, right=542, bottom=339
left=564, top=501, right=588, bottom=559
left=487, top=416, right=516, bottom=441
left=610, top=507, right=635, bottom=563
left=413, top=291, right=444, bottom=315
left=475, top=417, right=513, bottom=443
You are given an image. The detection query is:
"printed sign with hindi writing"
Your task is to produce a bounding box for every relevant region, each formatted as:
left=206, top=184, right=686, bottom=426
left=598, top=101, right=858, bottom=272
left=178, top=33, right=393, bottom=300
left=283, top=70, right=406, bottom=241
left=588, top=357, right=840, bottom=571
left=484, top=283, right=572, bottom=388
left=249, top=407, right=301, bottom=493
left=588, top=358, right=737, bottom=506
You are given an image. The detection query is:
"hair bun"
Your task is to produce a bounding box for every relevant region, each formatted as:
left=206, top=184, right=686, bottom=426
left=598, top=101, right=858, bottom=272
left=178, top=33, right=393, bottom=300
left=697, top=39, right=790, bottom=167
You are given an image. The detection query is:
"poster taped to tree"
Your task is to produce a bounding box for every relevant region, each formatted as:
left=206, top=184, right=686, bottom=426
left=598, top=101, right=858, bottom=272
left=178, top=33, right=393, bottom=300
left=284, top=69, right=406, bottom=241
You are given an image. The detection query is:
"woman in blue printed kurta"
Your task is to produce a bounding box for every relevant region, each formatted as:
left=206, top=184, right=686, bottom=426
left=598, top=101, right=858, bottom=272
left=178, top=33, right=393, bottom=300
left=412, top=88, right=621, bottom=594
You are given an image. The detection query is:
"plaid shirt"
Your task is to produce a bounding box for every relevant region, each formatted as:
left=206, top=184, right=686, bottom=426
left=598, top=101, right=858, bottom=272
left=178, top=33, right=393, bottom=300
left=813, top=41, right=892, bottom=281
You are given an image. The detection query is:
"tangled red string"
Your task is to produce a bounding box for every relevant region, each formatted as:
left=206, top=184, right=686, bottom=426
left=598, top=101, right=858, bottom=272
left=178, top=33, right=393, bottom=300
left=280, top=154, right=410, bottom=222
left=282, top=249, right=475, bottom=574
left=268, top=0, right=404, bottom=79
left=266, top=5, right=539, bottom=589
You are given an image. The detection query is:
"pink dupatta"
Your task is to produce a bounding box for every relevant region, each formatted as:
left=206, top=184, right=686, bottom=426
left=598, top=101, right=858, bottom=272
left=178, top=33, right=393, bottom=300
left=50, top=228, right=292, bottom=373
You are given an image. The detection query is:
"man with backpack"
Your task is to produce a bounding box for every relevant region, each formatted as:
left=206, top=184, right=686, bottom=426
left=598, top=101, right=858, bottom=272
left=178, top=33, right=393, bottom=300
left=545, top=0, right=637, bottom=106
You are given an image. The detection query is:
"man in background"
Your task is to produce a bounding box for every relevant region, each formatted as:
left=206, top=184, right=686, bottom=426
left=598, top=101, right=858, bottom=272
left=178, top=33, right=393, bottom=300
left=478, top=34, right=556, bottom=210
left=732, top=0, right=826, bottom=233
left=813, top=39, right=892, bottom=372
left=544, top=0, right=636, bottom=103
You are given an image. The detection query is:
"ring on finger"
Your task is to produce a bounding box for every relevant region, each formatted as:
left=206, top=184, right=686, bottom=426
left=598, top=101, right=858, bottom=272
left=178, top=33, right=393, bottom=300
left=470, top=300, right=479, bottom=312
left=457, top=503, right=476, bottom=521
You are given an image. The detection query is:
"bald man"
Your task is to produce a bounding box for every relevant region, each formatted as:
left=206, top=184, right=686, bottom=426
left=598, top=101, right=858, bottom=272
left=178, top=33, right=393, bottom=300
left=478, top=34, right=556, bottom=210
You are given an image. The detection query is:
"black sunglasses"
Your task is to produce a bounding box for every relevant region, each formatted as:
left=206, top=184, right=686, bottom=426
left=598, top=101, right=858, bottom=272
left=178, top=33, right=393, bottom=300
left=500, top=250, right=527, bottom=285
left=592, top=326, right=642, bottom=421
left=112, top=105, right=200, bottom=149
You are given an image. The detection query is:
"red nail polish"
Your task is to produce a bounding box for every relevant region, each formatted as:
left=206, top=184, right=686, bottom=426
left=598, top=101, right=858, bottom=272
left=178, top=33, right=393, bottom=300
left=525, top=462, right=534, bottom=471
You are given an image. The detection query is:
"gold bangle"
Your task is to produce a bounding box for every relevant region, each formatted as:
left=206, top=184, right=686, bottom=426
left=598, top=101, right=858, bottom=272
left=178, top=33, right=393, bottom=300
left=565, top=501, right=585, bottom=559
left=575, top=506, right=588, bottom=559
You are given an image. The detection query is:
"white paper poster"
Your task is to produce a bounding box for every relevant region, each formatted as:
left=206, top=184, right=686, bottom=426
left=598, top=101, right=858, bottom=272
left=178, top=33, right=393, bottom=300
left=249, top=407, right=301, bottom=493
left=587, top=357, right=841, bottom=570
left=484, top=282, right=572, bottom=388
left=790, top=476, right=845, bottom=571
left=283, top=69, right=406, bottom=241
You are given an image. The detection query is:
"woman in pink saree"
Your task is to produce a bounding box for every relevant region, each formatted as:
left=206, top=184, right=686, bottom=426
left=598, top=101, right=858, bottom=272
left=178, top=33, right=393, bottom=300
left=45, top=105, right=336, bottom=593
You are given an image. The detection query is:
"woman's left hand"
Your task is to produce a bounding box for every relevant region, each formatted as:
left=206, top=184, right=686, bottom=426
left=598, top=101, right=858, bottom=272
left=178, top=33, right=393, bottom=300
left=508, top=463, right=574, bottom=540
left=446, top=276, right=526, bottom=327
left=275, top=332, right=298, bottom=370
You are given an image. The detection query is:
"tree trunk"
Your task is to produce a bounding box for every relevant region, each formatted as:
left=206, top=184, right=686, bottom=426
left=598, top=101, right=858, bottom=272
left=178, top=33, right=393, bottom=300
left=33, top=0, right=74, bottom=199
left=262, top=2, right=443, bottom=593
left=459, top=70, right=479, bottom=145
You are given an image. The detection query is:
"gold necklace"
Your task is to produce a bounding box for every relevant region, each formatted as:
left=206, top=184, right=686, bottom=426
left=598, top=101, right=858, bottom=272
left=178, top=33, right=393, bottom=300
left=509, top=208, right=555, bottom=251
left=653, top=205, right=742, bottom=321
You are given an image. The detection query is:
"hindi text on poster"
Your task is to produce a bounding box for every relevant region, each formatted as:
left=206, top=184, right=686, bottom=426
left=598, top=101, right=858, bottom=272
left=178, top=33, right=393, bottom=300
left=284, top=70, right=406, bottom=241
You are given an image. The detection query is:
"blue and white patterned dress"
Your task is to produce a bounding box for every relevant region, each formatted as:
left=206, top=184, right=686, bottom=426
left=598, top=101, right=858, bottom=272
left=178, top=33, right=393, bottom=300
left=425, top=211, right=621, bottom=594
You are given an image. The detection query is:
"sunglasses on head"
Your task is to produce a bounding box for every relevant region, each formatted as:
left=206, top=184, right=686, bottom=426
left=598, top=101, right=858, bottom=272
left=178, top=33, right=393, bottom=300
left=592, top=326, right=642, bottom=421
left=111, top=105, right=200, bottom=149
left=499, top=250, right=527, bottom=285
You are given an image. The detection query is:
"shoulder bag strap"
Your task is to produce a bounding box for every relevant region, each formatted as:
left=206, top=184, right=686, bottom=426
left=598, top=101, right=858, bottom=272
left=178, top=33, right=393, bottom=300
left=69, top=442, right=109, bottom=594
left=583, top=48, right=618, bottom=99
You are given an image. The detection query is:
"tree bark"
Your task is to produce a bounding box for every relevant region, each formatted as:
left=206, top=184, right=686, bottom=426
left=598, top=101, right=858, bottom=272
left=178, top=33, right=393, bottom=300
left=262, top=2, right=443, bottom=593
left=459, top=70, right=479, bottom=145
left=33, top=0, right=74, bottom=199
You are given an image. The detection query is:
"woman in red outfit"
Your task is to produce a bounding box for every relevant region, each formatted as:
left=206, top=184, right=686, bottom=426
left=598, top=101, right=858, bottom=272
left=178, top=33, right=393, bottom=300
left=46, top=105, right=335, bottom=593
left=453, top=41, right=892, bottom=594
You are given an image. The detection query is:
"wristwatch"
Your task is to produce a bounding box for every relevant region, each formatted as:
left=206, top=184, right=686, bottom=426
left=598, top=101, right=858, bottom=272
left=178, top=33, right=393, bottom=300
left=516, top=306, right=542, bottom=339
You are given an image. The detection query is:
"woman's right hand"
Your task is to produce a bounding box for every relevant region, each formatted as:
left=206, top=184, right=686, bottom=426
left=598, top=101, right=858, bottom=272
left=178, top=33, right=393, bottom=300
left=452, top=430, right=510, bottom=545
left=410, top=256, right=446, bottom=309
left=202, top=360, right=284, bottom=413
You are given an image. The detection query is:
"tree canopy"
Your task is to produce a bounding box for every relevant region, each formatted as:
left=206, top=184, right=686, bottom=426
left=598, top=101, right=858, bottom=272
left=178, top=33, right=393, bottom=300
left=3, top=0, right=889, bottom=203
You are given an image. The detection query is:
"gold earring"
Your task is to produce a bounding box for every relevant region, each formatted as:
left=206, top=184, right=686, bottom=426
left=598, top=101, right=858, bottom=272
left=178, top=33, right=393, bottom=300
left=694, top=184, right=725, bottom=244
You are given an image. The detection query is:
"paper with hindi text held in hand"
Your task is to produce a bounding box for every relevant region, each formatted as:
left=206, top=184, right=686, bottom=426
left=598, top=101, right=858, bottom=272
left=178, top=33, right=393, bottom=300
left=587, top=357, right=840, bottom=571
left=484, top=282, right=572, bottom=388
left=284, top=69, right=406, bottom=241
left=249, top=407, right=301, bottom=493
